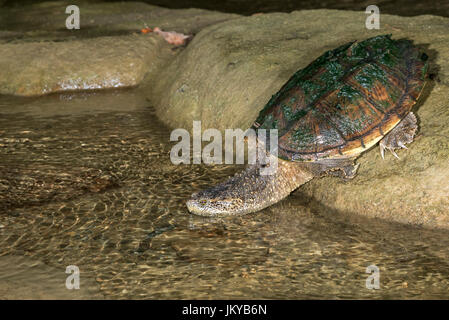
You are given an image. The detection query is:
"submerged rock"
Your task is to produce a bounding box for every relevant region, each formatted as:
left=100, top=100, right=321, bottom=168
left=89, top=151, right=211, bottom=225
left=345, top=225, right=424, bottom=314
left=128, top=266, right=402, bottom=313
left=147, top=10, right=449, bottom=228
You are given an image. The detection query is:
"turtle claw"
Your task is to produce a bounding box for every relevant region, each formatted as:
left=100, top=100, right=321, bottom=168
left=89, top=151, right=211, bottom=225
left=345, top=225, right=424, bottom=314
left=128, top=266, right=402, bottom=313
left=379, top=142, right=400, bottom=160
left=390, top=149, right=400, bottom=159
left=347, top=163, right=360, bottom=179
left=380, top=143, right=386, bottom=160
left=378, top=112, right=417, bottom=160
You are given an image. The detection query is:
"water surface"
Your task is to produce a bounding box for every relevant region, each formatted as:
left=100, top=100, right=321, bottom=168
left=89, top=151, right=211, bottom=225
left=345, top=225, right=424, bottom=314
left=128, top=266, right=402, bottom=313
left=0, top=89, right=448, bottom=299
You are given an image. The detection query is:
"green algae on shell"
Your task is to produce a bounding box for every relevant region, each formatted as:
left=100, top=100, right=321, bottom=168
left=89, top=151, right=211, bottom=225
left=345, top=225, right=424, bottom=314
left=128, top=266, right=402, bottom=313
left=253, top=34, right=428, bottom=161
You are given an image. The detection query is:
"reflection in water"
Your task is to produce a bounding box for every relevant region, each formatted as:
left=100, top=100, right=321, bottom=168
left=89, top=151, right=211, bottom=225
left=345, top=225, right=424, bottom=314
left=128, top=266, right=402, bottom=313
left=0, top=89, right=448, bottom=299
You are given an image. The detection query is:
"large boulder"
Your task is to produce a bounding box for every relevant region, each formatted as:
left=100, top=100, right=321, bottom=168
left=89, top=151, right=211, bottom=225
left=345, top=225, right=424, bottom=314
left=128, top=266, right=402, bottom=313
left=0, top=1, right=239, bottom=96
left=147, top=10, right=449, bottom=228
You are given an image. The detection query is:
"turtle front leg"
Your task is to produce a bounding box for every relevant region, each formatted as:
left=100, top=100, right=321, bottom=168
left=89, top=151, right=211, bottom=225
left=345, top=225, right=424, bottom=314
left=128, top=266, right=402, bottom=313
left=379, top=112, right=418, bottom=159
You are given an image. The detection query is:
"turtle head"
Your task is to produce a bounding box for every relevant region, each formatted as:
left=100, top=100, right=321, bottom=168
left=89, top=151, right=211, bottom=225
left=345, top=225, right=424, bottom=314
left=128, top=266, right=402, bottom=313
left=186, top=190, right=244, bottom=216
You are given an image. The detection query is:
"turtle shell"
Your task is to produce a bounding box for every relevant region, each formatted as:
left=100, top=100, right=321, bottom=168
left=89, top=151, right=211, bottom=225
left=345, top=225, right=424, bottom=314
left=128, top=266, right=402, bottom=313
left=254, top=34, right=428, bottom=161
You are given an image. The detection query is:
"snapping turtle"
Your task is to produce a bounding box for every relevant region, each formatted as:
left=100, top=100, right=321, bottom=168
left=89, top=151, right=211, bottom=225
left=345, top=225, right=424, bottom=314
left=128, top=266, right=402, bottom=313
left=187, top=34, right=428, bottom=216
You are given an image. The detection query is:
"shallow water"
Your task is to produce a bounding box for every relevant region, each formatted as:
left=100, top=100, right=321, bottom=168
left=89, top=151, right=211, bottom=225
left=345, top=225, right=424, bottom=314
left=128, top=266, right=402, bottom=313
left=0, top=89, right=449, bottom=299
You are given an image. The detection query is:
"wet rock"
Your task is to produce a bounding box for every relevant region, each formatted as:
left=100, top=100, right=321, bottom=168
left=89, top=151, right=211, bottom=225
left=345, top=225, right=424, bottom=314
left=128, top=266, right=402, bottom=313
left=0, top=33, right=176, bottom=96
left=148, top=10, right=449, bottom=228
left=0, top=1, right=240, bottom=96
